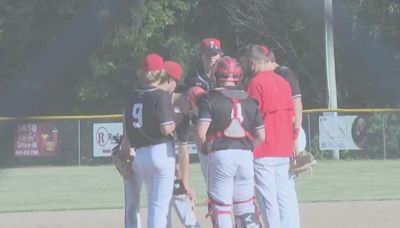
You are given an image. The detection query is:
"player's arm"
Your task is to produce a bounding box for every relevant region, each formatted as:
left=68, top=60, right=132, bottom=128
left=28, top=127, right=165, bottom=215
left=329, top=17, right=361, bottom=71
left=293, top=97, right=303, bottom=132
left=253, top=128, right=265, bottom=147
left=283, top=68, right=303, bottom=137
left=187, top=86, right=207, bottom=117
left=177, top=143, right=197, bottom=201
left=195, top=122, right=210, bottom=154
left=175, top=115, right=196, bottom=200
left=194, top=95, right=211, bottom=154
left=160, top=123, right=175, bottom=136
left=252, top=100, right=266, bottom=147
left=157, top=92, right=176, bottom=136
left=286, top=71, right=303, bottom=153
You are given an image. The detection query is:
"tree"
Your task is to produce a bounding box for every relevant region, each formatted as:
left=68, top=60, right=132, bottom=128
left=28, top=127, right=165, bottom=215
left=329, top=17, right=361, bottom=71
left=78, top=0, right=201, bottom=114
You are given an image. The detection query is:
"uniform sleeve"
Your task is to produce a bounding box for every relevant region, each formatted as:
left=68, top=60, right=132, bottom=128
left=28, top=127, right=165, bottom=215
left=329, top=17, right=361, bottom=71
left=275, top=66, right=301, bottom=98
left=197, top=95, right=212, bottom=122
left=249, top=98, right=264, bottom=132
left=156, top=92, right=175, bottom=126
left=247, top=80, right=264, bottom=113
left=254, top=108, right=265, bottom=130
left=187, top=86, right=207, bottom=108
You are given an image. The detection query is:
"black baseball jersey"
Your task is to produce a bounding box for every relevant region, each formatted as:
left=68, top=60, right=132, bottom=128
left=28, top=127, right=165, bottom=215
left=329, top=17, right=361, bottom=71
left=274, top=66, right=301, bottom=99
left=124, top=85, right=174, bottom=149
left=197, top=87, right=264, bottom=151
left=184, top=68, right=214, bottom=92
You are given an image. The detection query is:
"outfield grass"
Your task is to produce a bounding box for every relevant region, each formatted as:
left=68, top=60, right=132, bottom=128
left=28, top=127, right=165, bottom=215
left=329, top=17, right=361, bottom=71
left=0, top=160, right=399, bottom=213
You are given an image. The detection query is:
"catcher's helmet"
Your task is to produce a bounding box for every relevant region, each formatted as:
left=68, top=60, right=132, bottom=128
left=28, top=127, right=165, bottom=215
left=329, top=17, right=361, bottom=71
left=213, top=56, right=243, bottom=82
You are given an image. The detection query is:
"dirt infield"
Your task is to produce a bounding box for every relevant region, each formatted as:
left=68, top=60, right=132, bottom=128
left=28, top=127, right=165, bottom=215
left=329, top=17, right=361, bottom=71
left=1, top=201, right=399, bottom=228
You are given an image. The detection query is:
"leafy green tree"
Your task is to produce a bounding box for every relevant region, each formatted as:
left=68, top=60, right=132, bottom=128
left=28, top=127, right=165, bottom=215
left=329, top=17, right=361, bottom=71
left=78, top=0, right=201, bottom=113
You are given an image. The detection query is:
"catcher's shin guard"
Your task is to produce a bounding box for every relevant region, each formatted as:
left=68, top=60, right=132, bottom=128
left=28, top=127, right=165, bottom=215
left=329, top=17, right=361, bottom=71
left=234, top=213, right=261, bottom=228
left=206, top=198, right=232, bottom=228
left=233, top=197, right=262, bottom=228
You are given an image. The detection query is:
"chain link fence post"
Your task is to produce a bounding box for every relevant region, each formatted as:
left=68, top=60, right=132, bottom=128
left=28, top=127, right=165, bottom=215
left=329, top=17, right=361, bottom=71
left=382, top=115, right=386, bottom=160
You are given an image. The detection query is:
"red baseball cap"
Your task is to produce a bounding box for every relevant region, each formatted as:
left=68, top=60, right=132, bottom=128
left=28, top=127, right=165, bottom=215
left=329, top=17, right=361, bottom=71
left=260, top=45, right=270, bottom=56
left=142, top=53, right=164, bottom=72
left=201, top=38, right=222, bottom=54
left=164, top=61, right=183, bottom=81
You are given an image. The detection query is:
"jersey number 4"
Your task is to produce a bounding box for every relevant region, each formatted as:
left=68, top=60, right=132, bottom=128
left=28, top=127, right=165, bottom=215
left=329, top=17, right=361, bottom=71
left=132, top=103, right=143, bottom=128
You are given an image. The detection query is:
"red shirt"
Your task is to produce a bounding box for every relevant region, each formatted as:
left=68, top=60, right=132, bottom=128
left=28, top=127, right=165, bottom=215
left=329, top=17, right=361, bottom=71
left=247, top=70, right=294, bottom=158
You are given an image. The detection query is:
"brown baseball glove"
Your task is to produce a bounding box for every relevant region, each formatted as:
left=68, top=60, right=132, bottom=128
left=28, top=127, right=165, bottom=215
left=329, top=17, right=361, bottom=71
left=290, top=152, right=317, bottom=175
left=112, top=136, right=135, bottom=181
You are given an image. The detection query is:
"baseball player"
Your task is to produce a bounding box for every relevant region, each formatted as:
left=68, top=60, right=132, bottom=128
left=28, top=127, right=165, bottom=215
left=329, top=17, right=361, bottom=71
left=260, top=45, right=304, bottom=156
left=195, top=56, right=265, bottom=228
left=185, top=37, right=223, bottom=188
left=124, top=53, right=180, bottom=228
left=242, top=45, right=299, bottom=228
left=164, top=61, right=201, bottom=228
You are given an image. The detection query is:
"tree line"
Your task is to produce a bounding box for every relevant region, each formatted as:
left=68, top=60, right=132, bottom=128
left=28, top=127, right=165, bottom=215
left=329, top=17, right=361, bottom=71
left=0, top=0, right=399, bottom=116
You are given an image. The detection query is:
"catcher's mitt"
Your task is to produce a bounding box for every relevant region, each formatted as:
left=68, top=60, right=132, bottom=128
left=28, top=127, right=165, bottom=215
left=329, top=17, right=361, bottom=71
left=290, top=152, right=317, bottom=175
left=112, top=136, right=135, bottom=181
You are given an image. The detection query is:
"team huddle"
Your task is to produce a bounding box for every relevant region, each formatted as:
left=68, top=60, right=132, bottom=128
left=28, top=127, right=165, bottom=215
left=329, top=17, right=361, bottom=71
left=117, top=38, right=305, bottom=228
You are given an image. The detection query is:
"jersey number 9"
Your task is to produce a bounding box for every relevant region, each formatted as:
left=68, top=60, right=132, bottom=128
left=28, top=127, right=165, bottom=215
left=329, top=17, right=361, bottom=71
left=132, top=103, right=143, bottom=128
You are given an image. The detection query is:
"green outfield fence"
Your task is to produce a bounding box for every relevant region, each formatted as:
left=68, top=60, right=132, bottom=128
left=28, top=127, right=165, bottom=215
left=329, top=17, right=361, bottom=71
left=0, top=109, right=399, bottom=167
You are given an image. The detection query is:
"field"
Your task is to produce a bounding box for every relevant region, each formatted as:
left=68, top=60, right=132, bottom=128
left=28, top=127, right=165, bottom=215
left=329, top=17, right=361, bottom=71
left=1, top=160, right=400, bottom=227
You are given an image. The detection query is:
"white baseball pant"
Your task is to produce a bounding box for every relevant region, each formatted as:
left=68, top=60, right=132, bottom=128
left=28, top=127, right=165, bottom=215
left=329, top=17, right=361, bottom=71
left=207, top=149, right=256, bottom=228
left=124, top=174, right=142, bottom=228
left=254, top=157, right=300, bottom=228
left=133, top=142, right=176, bottom=228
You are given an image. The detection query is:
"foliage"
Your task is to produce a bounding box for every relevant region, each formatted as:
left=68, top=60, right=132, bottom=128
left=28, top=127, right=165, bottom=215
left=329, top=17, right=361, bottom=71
left=78, top=0, right=200, bottom=113
left=0, top=0, right=399, bottom=114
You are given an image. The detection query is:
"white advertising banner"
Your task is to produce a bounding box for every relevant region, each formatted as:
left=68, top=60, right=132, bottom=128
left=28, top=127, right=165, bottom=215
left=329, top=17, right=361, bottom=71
left=93, top=123, right=123, bottom=157
left=319, top=115, right=361, bottom=150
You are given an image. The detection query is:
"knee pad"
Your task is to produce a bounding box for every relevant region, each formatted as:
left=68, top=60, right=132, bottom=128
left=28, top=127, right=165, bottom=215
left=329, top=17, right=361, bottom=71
left=234, top=213, right=261, bottom=228
left=206, top=198, right=231, bottom=228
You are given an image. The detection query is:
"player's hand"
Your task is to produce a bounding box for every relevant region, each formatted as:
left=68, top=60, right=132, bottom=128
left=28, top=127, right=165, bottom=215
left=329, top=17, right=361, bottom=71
left=293, top=138, right=299, bottom=156
left=185, top=186, right=197, bottom=203
left=179, top=95, right=191, bottom=115
left=211, top=55, right=220, bottom=66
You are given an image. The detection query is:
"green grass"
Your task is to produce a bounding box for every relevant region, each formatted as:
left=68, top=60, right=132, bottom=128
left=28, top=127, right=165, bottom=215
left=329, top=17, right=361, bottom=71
left=296, top=160, right=400, bottom=202
left=0, top=160, right=399, bottom=213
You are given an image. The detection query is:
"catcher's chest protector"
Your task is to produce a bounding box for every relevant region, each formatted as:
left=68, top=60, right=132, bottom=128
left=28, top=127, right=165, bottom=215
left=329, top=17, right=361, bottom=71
left=207, top=89, right=253, bottom=140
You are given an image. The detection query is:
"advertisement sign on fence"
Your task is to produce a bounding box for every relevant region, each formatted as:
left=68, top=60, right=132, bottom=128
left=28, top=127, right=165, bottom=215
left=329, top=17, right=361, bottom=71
left=93, top=123, right=123, bottom=157
left=319, top=115, right=364, bottom=150
left=14, top=123, right=59, bottom=157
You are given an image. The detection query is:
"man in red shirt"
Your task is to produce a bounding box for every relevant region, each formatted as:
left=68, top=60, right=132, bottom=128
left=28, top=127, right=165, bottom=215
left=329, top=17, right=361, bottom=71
left=259, top=45, right=304, bottom=155
left=241, top=44, right=299, bottom=228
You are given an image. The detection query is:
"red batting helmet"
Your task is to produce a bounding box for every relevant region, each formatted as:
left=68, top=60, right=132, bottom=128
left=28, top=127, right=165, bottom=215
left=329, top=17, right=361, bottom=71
left=213, top=56, right=243, bottom=82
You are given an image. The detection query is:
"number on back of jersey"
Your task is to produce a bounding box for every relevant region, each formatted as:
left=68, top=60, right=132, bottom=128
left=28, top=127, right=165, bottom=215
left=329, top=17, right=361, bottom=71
left=132, top=103, right=143, bottom=128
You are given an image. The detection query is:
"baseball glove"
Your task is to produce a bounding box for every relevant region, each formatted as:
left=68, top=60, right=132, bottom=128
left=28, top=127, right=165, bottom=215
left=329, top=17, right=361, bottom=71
left=112, top=136, right=135, bottom=181
left=173, top=179, right=187, bottom=196
left=290, top=152, right=317, bottom=175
